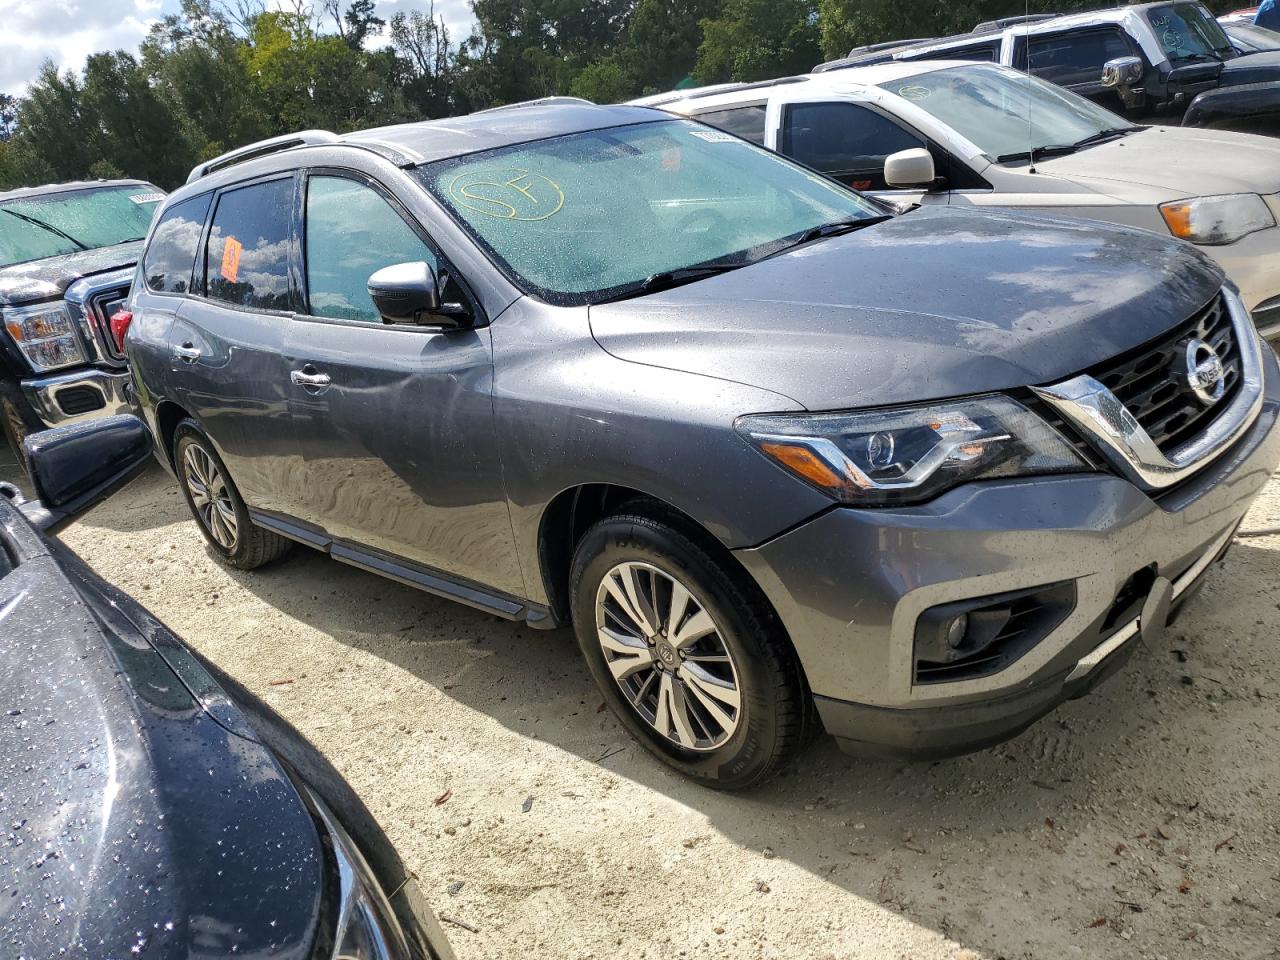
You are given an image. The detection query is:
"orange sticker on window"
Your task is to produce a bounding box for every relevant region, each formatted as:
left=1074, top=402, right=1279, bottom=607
left=220, top=236, right=243, bottom=283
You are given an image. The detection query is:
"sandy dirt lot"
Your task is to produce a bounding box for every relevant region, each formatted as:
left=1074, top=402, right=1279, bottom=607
left=33, top=460, right=1280, bottom=960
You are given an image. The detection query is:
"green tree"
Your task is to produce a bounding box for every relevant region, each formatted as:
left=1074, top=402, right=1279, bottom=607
left=695, top=0, right=821, bottom=84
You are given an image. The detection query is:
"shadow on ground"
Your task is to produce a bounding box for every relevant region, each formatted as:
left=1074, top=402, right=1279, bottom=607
left=51, top=459, right=1280, bottom=959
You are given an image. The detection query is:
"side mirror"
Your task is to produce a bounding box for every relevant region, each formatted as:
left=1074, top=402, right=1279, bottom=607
left=883, top=148, right=936, bottom=189
left=1101, top=56, right=1144, bottom=88
left=368, top=262, right=468, bottom=328
left=20, top=415, right=152, bottom=534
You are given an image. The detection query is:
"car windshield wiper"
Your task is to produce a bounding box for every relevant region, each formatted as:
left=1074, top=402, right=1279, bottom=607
left=996, top=142, right=1082, bottom=163
left=597, top=264, right=743, bottom=302
left=1071, top=126, right=1142, bottom=148
left=0, top=208, right=90, bottom=251
left=759, top=215, right=894, bottom=261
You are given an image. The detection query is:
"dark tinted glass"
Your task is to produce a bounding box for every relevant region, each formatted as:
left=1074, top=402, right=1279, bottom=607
left=782, top=102, right=925, bottom=190
left=205, top=178, right=293, bottom=310
left=1027, top=30, right=1132, bottom=85
left=912, top=42, right=999, bottom=63
left=143, top=193, right=211, bottom=294
left=695, top=105, right=769, bottom=145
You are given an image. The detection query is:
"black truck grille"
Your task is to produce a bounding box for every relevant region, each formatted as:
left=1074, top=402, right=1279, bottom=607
left=1088, top=293, right=1241, bottom=453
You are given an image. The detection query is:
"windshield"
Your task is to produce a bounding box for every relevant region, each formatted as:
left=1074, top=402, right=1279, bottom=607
left=0, top=184, right=163, bottom=268
left=1226, top=22, right=1280, bottom=53
left=417, top=119, right=885, bottom=305
left=1147, top=3, right=1235, bottom=61
left=880, top=65, right=1134, bottom=162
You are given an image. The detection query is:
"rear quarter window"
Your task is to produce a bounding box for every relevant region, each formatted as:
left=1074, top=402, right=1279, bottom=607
left=693, top=105, right=769, bottom=145
left=143, top=193, right=212, bottom=294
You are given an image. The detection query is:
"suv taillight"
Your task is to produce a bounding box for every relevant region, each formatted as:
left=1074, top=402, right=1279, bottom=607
left=109, top=310, right=133, bottom=354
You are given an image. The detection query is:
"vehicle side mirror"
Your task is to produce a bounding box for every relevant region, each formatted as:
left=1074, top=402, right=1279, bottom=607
left=20, top=415, right=152, bottom=534
left=883, top=148, right=937, bottom=189
left=368, top=262, right=468, bottom=328
left=1101, top=57, right=1147, bottom=109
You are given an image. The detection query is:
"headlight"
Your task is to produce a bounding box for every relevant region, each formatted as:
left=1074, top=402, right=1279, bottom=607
left=736, top=395, right=1089, bottom=505
left=2, top=301, right=87, bottom=372
left=1159, top=194, right=1275, bottom=245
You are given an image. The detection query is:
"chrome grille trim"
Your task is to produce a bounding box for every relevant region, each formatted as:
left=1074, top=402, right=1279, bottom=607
left=1033, top=288, right=1264, bottom=492
left=64, top=269, right=134, bottom=368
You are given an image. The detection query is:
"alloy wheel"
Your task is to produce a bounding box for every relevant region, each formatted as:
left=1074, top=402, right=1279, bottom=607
left=594, top=561, right=742, bottom=751
left=182, top=443, right=238, bottom=549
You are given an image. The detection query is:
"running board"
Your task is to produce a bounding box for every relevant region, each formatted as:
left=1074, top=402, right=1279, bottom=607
left=248, top=509, right=554, bottom=627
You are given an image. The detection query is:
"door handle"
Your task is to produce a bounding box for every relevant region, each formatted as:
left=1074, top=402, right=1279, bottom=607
left=174, top=342, right=202, bottom=362
left=290, top=367, right=331, bottom=387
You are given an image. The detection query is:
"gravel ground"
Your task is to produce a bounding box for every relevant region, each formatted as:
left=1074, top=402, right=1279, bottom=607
left=31, top=460, right=1280, bottom=960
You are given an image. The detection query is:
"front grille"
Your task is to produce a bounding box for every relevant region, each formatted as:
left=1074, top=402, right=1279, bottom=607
left=1088, top=293, right=1240, bottom=453
left=87, top=286, right=131, bottom=362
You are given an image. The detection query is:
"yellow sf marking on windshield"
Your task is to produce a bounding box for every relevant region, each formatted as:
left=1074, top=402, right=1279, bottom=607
left=449, top=168, right=565, bottom=221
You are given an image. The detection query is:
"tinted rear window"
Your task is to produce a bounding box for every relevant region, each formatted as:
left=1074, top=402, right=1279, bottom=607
left=144, top=193, right=212, bottom=294
left=204, top=178, right=293, bottom=311
left=694, top=105, right=769, bottom=145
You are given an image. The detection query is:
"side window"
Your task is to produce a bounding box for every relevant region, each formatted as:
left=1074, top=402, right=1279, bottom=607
left=205, top=178, right=293, bottom=311
left=911, top=42, right=999, bottom=63
left=144, top=193, right=212, bottom=294
left=694, top=105, right=769, bottom=145
left=304, top=176, right=441, bottom=324
left=781, top=102, right=926, bottom=191
left=1026, top=30, right=1134, bottom=86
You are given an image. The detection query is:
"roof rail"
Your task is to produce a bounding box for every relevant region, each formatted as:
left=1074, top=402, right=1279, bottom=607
left=474, top=96, right=595, bottom=115
left=649, top=75, right=810, bottom=106
left=186, top=130, right=343, bottom=184
left=972, top=13, right=1058, bottom=32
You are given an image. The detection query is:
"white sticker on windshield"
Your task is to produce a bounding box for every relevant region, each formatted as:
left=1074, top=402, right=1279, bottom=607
left=129, top=192, right=164, bottom=204
left=689, top=130, right=741, bottom=143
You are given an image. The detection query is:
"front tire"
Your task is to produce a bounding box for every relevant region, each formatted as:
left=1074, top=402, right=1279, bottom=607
left=173, top=419, right=291, bottom=570
left=570, top=502, right=811, bottom=789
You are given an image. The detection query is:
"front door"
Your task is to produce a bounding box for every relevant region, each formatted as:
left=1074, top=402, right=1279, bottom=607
left=776, top=100, right=945, bottom=208
left=283, top=171, right=523, bottom=597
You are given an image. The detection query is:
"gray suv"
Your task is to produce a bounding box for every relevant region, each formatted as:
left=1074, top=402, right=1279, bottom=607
left=126, top=102, right=1280, bottom=789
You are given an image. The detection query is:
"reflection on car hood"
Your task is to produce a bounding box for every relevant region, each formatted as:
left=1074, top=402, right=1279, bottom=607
left=0, top=499, right=323, bottom=960
left=588, top=206, right=1224, bottom=411
left=0, top=241, right=141, bottom=307
left=1035, top=125, right=1280, bottom=196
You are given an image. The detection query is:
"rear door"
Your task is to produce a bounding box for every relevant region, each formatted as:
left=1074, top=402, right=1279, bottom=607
left=166, top=174, right=301, bottom=517
left=282, top=169, right=522, bottom=596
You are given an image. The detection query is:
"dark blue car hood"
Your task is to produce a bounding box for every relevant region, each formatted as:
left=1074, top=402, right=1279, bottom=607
left=1220, top=49, right=1280, bottom=85
left=0, top=501, right=323, bottom=959
left=589, top=206, right=1226, bottom=410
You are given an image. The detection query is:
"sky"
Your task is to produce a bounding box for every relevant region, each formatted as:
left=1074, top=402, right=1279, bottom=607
left=0, top=0, right=476, bottom=96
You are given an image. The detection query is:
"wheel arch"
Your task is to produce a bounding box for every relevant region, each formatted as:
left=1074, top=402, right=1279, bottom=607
left=153, top=398, right=195, bottom=467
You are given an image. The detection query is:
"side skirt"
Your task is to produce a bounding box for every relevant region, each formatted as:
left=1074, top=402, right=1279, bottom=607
left=248, top=508, right=556, bottom=628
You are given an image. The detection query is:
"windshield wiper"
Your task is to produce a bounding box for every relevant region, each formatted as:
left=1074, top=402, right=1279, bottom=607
left=1072, top=126, right=1142, bottom=148
left=0, top=208, right=90, bottom=251
left=996, top=143, right=1080, bottom=163
left=596, top=264, right=743, bottom=302
left=759, top=215, right=894, bottom=261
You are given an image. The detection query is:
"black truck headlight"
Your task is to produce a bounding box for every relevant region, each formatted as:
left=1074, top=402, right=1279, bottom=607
left=3, top=301, right=88, bottom=372
left=737, top=394, right=1089, bottom=505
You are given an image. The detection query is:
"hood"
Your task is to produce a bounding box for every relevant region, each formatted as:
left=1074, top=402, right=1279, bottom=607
left=588, top=206, right=1224, bottom=411
left=1034, top=126, right=1280, bottom=197
left=0, top=240, right=141, bottom=307
left=1220, top=49, right=1280, bottom=85
left=0, top=501, right=323, bottom=960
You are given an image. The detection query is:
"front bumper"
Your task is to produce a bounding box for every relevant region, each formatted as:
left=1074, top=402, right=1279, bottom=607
left=21, top=367, right=132, bottom=429
left=734, top=345, right=1280, bottom=758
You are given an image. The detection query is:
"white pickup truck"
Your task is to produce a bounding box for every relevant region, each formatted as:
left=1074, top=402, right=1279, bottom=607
left=634, top=62, right=1280, bottom=341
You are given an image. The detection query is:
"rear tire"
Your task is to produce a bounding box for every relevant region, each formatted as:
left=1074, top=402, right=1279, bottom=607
left=173, top=419, right=291, bottom=570
left=570, top=500, right=811, bottom=790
